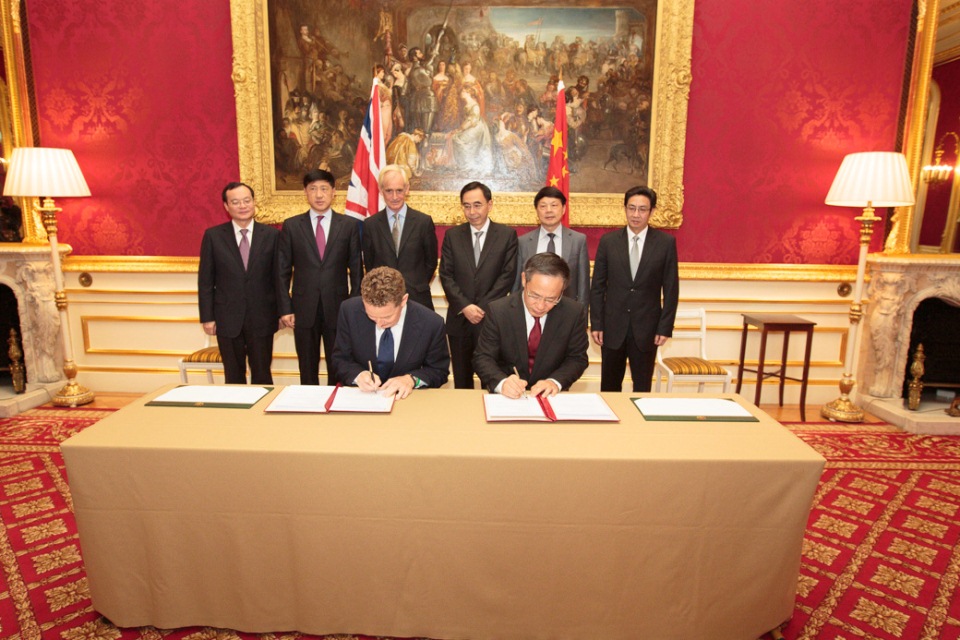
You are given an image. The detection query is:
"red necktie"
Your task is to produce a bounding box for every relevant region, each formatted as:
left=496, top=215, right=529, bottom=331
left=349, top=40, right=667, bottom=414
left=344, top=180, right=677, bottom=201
left=527, top=316, right=541, bottom=373
left=315, top=215, right=326, bottom=260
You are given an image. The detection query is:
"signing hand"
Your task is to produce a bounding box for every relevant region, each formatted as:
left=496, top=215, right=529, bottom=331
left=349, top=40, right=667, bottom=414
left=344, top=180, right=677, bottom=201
left=500, top=374, right=529, bottom=399
left=355, top=370, right=382, bottom=392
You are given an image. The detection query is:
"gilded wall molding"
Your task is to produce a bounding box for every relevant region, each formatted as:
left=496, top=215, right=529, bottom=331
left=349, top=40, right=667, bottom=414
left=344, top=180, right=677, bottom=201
left=63, top=254, right=856, bottom=282
left=229, top=0, right=694, bottom=228
left=885, top=0, right=941, bottom=253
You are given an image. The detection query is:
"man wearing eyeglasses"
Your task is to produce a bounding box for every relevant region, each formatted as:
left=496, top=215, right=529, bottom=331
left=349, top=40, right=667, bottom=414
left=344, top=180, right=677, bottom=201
left=473, top=252, right=588, bottom=398
left=439, top=181, right=518, bottom=388
left=590, top=185, right=679, bottom=392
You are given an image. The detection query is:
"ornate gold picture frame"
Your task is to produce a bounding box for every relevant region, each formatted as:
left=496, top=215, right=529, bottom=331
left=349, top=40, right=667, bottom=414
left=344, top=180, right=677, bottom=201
left=230, top=0, right=693, bottom=227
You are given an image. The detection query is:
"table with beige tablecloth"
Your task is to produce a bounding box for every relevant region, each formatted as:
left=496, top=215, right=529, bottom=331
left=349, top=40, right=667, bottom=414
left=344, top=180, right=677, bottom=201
left=61, top=387, right=824, bottom=640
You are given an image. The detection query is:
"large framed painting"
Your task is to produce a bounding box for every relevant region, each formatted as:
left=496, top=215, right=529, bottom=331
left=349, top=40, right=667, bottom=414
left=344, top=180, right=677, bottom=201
left=230, top=0, right=693, bottom=227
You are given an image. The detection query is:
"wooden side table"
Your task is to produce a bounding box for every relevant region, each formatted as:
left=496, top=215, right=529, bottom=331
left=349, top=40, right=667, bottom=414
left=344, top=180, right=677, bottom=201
left=735, top=313, right=816, bottom=421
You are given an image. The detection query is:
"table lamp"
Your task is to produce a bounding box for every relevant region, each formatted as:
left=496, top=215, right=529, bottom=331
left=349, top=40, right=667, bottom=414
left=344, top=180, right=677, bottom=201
left=821, top=151, right=914, bottom=422
left=3, top=147, right=94, bottom=406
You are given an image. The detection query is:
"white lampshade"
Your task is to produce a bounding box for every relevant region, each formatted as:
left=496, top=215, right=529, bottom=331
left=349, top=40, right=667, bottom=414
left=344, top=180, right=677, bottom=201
left=3, top=147, right=91, bottom=198
left=825, top=151, right=914, bottom=208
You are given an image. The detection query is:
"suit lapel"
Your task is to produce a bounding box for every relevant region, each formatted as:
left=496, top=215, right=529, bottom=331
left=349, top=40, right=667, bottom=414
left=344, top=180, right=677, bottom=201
left=220, top=223, right=245, bottom=271
left=323, top=211, right=344, bottom=262
left=560, top=226, right=573, bottom=264
left=476, top=223, right=497, bottom=270
left=246, top=222, right=266, bottom=270
left=636, top=229, right=659, bottom=282
left=394, top=305, right=418, bottom=368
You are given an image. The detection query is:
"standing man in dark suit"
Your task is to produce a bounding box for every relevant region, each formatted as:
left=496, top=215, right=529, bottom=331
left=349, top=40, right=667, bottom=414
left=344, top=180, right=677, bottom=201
left=513, top=186, right=589, bottom=306
left=277, top=169, right=362, bottom=385
left=198, top=182, right=280, bottom=384
left=439, top=181, right=518, bottom=388
left=362, top=164, right=438, bottom=309
left=474, top=252, right=588, bottom=397
left=332, top=267, right=449, bottom=398
left=590, top=185, right=679, bottom=392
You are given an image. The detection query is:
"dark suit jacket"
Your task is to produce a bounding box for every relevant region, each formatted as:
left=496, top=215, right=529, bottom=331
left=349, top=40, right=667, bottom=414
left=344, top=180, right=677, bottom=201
left=331, top=298, right=450, bottom=388
left=438, top=220, right=518, bottom=337
left=590, top=227, right=679, bottom=352
left=513, top=225, right=590, bottom=305
left=277, top=210, right=362, bottom=329
left=473, top=294, right=589, bottom=392
left=362, top=207, right=438, bottom=309
left=198, top=221, right=279, bottom=338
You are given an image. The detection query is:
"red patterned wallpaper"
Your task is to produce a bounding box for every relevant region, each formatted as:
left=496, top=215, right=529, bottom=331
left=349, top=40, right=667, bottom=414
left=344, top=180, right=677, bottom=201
left=920, top=58, right=960, bottom=248
left=25, top=0, right=239, bottom=255
left=25, top=0, right=911, bottom=262
left=681, top=0, right=912, bottom=264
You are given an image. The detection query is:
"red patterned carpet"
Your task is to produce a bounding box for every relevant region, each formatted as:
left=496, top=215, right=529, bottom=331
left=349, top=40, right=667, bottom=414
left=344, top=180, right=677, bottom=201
left=0, top=409, right=958, bottom=639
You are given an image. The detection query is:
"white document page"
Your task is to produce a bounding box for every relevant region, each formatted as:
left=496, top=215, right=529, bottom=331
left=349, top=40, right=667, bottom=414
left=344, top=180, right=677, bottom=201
left=633, top=397, right=755, bottom=419
left=483, top=395, right=548, bottom=421
left=547, top=393, right=619, bottom=421
left=264, top=385, right=335, bottom=413
left=330, top=386, right=395, bottom=413
left=151, top=385, right=270, bottom=406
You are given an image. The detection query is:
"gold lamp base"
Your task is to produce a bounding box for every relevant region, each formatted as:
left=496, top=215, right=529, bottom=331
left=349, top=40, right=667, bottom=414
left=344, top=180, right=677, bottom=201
left=820, top=396, right=865, bottom=423
left=821, top=374, right=864, bottom=423
left=53, top=381, right=95, bottom=407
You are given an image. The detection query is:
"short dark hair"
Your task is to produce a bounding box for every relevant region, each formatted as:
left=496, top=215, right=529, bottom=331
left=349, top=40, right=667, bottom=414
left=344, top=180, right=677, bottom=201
left=460, top=181, right=492, bottom=202
left=222, top=182, right=254, bottom=203
left=303, top=169, right=336, bottom=189
left=534, top=186, right=566, bottom=208
left=523, top=252, right=570, bottom=286
left=361, top=267, right=406, bottom=306
left=623, top=185, right=657, bottom=209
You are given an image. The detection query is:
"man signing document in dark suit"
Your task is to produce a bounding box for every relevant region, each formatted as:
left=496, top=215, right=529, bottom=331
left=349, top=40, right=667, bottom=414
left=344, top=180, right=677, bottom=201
left=362, top=165, right=439, bottom=310
left=474, top=252, right=588, bottom=398
left=590, top=185, right=679, bottom=392
left=439, top=181, right=518, bottom=388
left=277, top=169, right=362, bottom=385
left=332, top=267, right=450, bottom=398
left=198, top=181, right=280, bottom=384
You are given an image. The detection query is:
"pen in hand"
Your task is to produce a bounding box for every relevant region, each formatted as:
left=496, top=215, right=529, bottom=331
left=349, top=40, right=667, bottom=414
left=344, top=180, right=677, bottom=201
left=512, top=366, right=528, bottom=399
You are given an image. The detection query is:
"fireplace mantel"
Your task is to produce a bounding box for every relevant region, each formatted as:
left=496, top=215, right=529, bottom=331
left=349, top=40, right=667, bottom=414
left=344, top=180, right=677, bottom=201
left=0, top=243, right=70, bottom=413
left=858, top=254, right=960, bottom=400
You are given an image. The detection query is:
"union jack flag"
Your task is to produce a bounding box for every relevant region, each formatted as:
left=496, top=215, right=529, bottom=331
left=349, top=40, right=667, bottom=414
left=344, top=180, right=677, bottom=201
left=344, top=79, right=385, bottom=220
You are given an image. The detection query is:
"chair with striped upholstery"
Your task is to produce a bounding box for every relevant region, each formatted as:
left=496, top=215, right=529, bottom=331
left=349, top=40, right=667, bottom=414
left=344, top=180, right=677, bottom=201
left=177, top=333, right=223, bottom=383
left=654, top=308, right=731, bottom=393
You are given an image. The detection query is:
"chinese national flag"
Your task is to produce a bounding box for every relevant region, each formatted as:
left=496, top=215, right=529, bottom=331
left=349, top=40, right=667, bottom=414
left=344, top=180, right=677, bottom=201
left=546, top=79, right=570, bottom=225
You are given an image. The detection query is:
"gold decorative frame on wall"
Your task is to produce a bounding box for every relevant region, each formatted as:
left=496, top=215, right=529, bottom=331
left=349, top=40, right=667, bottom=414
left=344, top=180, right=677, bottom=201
left=229, top=0, right=694, bottom=228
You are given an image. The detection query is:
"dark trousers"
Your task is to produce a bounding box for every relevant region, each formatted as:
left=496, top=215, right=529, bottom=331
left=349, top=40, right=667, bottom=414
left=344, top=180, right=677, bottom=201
left=448, top=332, right=480, bottom=389
left=217, top=325, right=274, bottom=385
left=600, top=326, right=658, bottom=392
left=293, top=300, right=337, bottom=385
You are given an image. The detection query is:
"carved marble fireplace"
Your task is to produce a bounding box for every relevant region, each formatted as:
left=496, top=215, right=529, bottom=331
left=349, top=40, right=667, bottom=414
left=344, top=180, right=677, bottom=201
left=858, top=254, right=960, bottom=433
left=0, top=244, right=68, bottom=415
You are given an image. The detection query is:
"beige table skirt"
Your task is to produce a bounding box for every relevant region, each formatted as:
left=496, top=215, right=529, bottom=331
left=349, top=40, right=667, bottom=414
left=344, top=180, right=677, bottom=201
left=61, top=387, right=824, bottom=639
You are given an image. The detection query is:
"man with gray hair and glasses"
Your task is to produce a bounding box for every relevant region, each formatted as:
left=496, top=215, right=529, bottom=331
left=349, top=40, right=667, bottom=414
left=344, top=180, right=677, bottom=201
left=473, top=252, right=588, bottom=398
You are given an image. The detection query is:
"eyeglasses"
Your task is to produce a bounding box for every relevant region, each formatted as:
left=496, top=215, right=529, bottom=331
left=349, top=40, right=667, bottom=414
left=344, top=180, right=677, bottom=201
left=524, top=289, right=561, bottom=306
left=461, top=202, right=487, bottom=211
left=626, top=205, right=651, bottom=214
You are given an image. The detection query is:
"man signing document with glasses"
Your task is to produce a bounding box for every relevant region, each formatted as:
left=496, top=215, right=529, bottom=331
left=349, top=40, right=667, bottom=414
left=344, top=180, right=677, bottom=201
left=473, top=252, right=589, bottom=398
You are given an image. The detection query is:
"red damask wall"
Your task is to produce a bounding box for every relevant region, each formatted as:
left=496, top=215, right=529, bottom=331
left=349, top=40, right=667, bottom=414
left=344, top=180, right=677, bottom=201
left=25, top=0, right=912, bottom=263
left=25, top=0, right=239, bottom=255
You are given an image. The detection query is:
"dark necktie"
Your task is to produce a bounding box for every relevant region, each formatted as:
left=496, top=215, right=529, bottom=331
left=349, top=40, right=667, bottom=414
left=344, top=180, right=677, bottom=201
left=527, top=316, right=541, bottom=374
left=316, top=214, right=326, bottom=260
left=376, top=327, right=394, bottom=381
left=239, top=228, right=250, bottom=270
left=546, top=232, right=556, bottom=254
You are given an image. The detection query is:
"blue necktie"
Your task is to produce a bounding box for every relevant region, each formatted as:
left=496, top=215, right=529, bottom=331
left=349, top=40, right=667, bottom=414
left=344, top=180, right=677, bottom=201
left=376, top=327, right=394, bottom=381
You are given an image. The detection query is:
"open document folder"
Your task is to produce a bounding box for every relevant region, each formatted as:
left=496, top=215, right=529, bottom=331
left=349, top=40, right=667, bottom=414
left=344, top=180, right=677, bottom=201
left=146, top=385, right=271, bottom=408
left=264, top=385, right=395, bottom=413
left=632, top=397, right=759, bottom=421
left=483, top=393, right=619, bottom=422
